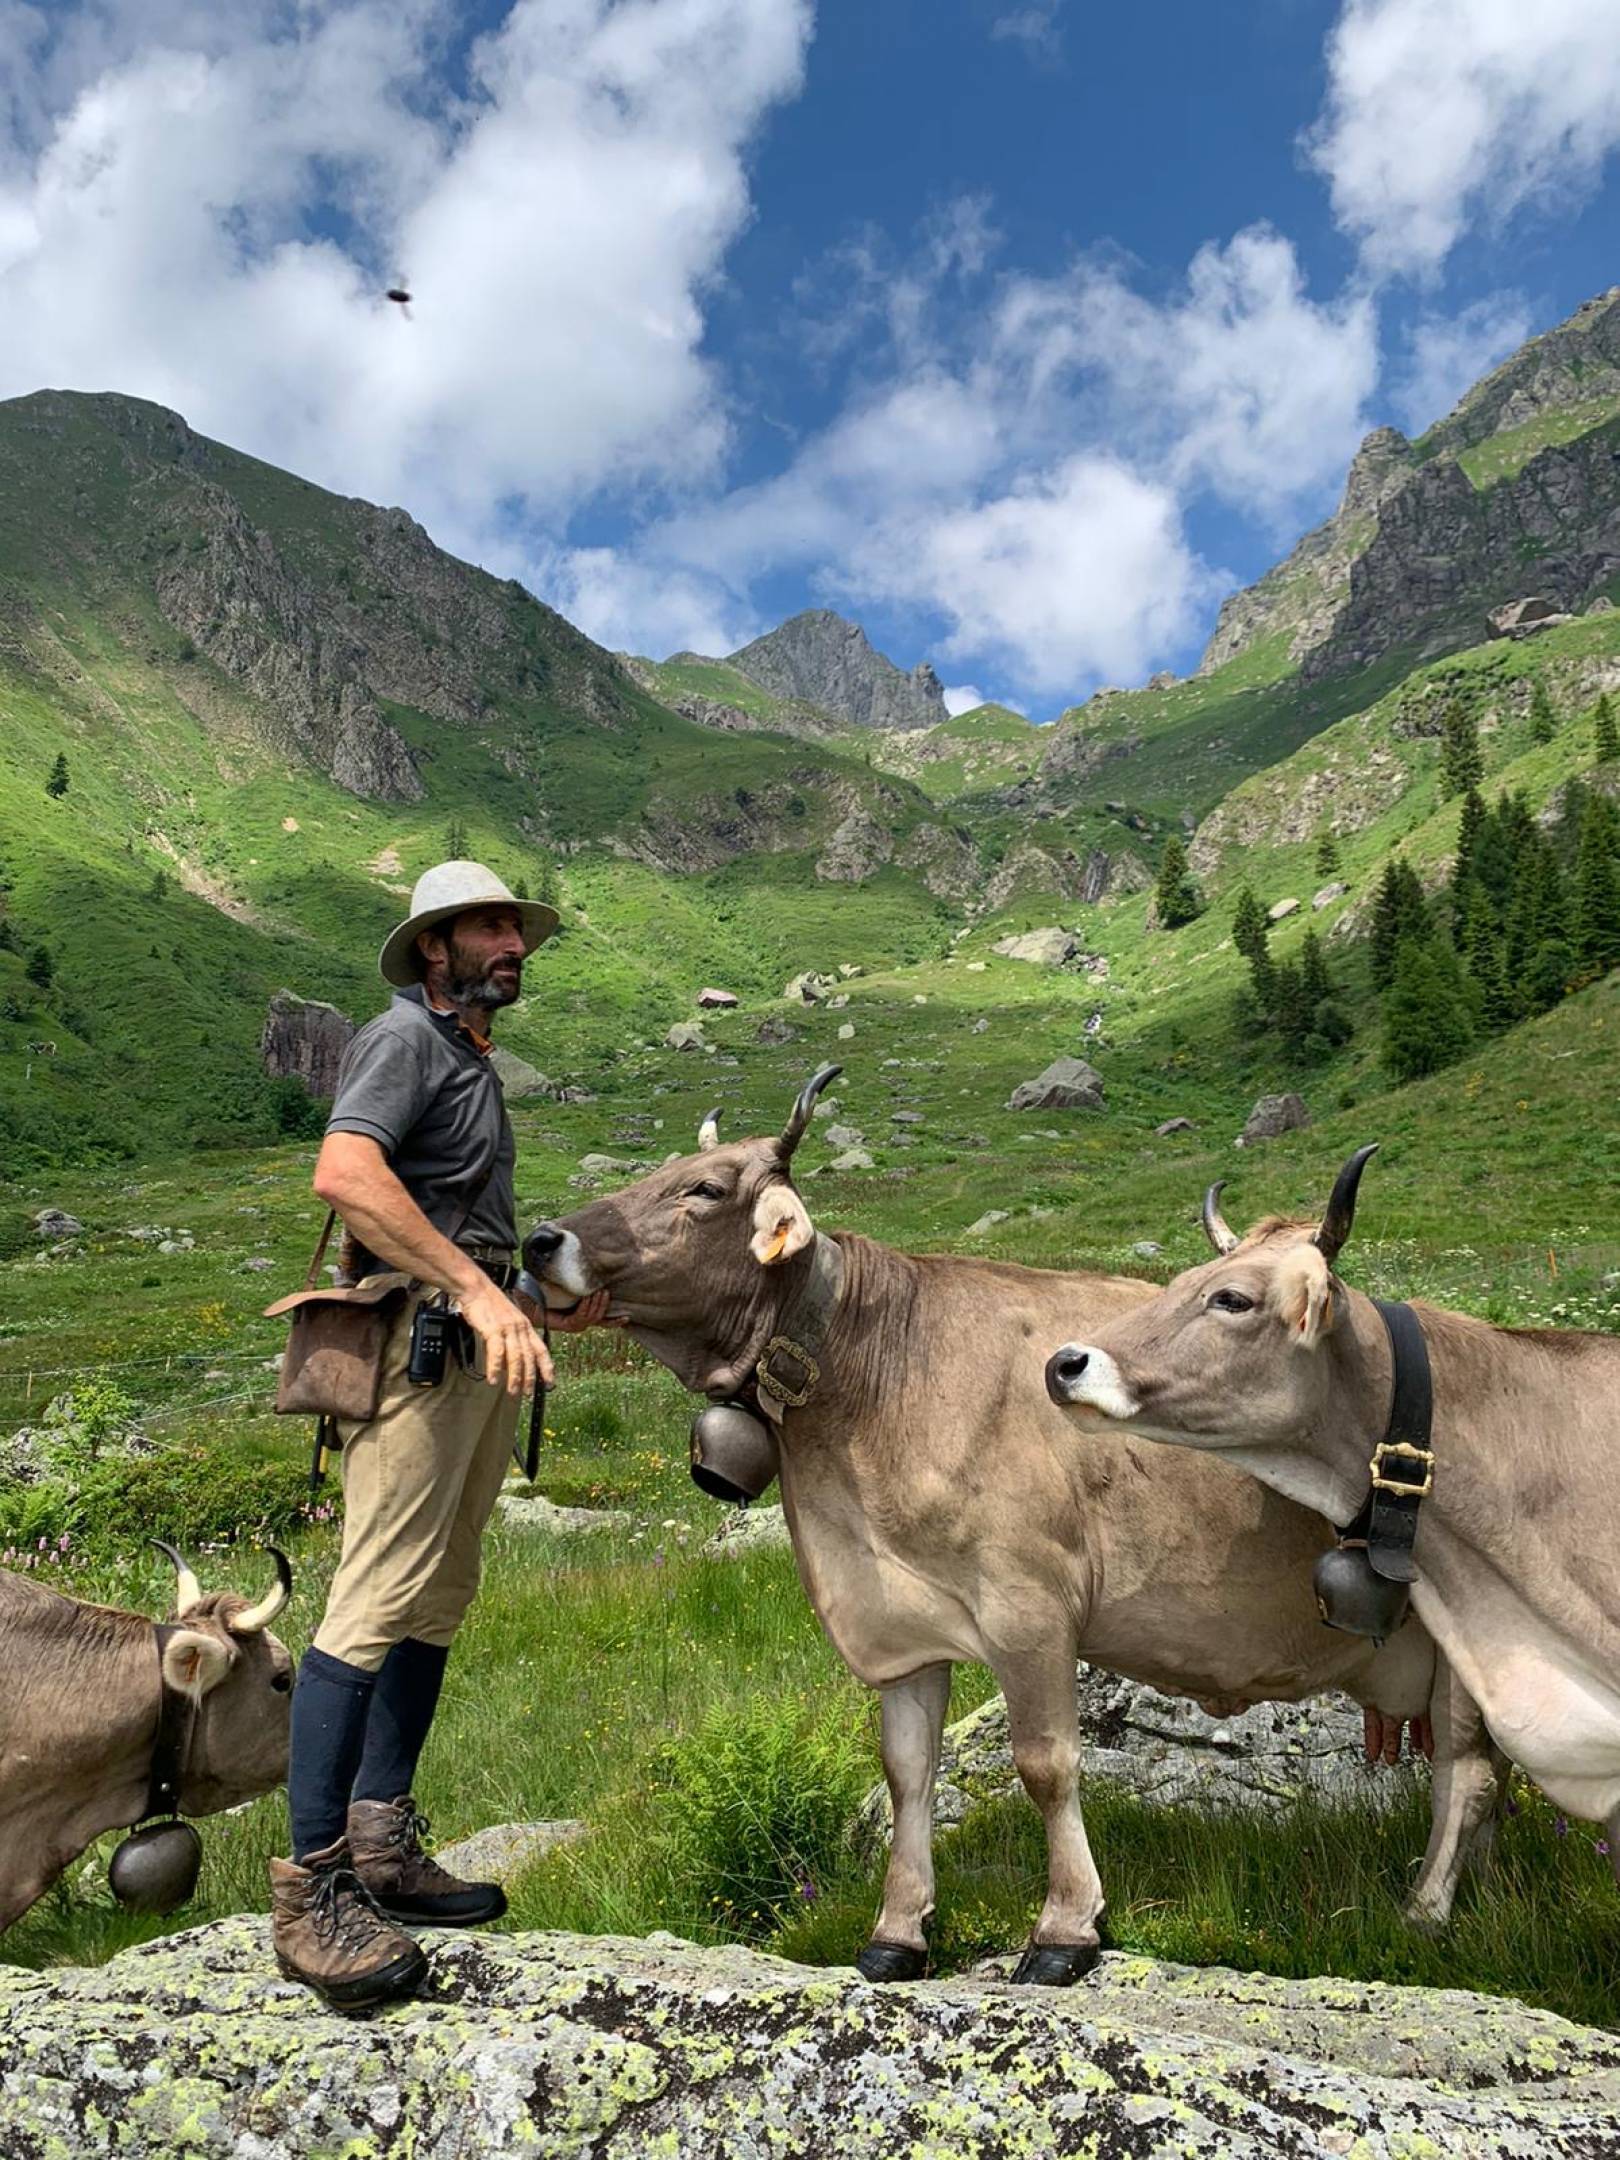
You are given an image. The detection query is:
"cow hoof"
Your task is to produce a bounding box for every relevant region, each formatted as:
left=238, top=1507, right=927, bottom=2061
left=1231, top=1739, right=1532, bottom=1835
left=856, top=1939, right=928, bottom=1983
left=1011, top=1940, right=1100, bottom=1987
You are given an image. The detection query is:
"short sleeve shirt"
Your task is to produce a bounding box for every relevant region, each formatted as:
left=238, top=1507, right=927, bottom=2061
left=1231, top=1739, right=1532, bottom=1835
left=326, top=986, right=517, bottom=1250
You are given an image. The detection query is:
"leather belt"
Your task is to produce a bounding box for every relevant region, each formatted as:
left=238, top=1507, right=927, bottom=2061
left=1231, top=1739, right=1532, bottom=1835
left=461, top=1246, right=517, bottom=1290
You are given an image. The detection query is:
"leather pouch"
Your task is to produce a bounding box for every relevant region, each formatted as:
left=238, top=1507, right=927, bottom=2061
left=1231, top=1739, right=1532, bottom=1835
left=264, top=1212, right=410, bottom=1422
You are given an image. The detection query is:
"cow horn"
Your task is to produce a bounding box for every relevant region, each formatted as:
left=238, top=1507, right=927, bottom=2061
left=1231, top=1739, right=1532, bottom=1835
left=1201, top=1180, right=1240, bottom=1256
left=697, top=1106, right=721, bottom=1152
left=1313, top=1144, right=1380, bottom=1267
left=226, top=1547, right=293, bottom=1636
left=150, top=1539, right=203, bottom=1614
left=778, top=1063, right=843, bottom=1159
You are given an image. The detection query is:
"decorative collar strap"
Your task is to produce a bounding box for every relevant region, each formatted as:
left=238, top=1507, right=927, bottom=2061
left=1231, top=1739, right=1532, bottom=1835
left=144, top=1623, right=198, bottom=1823
left=1335, top=1297, right=1435, bottom=1584
left=754, top=1235, right=845, bottom=1418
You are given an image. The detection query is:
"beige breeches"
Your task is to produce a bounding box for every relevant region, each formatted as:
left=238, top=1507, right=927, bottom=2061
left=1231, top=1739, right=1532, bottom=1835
left=314, top=1293, right=520, bottom=1671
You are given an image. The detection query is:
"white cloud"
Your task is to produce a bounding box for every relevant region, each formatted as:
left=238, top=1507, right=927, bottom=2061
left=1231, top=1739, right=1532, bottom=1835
left=942, top=683, right=984, bottom=715
left=991, top=2, right=1063, bottom=62
left=537, top=543, right=754, bottom=662
left=1393, top=293, right=1533, bottom=432
left=1311, top=0, right=1620, bottom=277
left=0, top=0, right=811, bottom=553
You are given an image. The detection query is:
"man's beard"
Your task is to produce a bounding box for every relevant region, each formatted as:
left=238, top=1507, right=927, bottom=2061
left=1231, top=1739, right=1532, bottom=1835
left=445, top=939, right=522, bottom=1009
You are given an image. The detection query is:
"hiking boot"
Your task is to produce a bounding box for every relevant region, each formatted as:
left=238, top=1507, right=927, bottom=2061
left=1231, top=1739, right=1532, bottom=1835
left=348, top=1795, right=508, bottom=1926
left=269, top=1838, right=429, bottom=2012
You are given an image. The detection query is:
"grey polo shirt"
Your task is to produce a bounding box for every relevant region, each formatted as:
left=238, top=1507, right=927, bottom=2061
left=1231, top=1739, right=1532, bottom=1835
left=326, top=986, right=517, bottom=1251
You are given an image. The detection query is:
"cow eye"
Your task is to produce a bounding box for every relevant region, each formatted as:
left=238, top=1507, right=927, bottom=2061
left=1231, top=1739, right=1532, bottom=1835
left=1209, top=1288, right=1255, bottom=1314
left=271, top=1671, right=292, bottom=1692
left=686, top=1180, right=725, bottom=1202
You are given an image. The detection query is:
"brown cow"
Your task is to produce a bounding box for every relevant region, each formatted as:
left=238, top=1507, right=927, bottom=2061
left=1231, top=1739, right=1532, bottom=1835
left=1045, top=1146, right=1620, bottom=1890
left=524, top=1075, right=1460, bottom=1984
left=0, top=1544, right=293, bottom=1931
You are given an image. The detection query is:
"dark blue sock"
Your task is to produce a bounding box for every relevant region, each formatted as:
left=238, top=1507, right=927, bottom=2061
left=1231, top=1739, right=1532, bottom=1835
left=351, top=1637, right=451, bottom=1804
left=288, top=1646, right=377, bottom=1862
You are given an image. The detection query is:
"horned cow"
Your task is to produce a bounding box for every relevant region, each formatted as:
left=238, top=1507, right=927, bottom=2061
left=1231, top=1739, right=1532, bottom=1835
left=524, top=1072, right=1484, bottom=1984
left=0, top=1544, right=293, bottom=1931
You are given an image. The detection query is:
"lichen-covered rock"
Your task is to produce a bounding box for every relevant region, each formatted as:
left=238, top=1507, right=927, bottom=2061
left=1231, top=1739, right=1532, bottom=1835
left=2, top=1921, right=1618, bottom=2157
left=1008, top=1058, right=1105, bottom=1112
left=814, top=809, right=894, bottom=884
left=260, top=988, right=355, bottom=1098
left=1240, top=1091, right=1311, bottom=1144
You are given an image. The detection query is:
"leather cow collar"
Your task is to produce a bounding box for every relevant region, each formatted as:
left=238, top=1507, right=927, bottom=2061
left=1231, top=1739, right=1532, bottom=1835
left=752, top=1233, right=845, bottom=1419
left=144, top=1622, right=199, bottom=1822
left=1313, top=1297, right=1435, bottom=1640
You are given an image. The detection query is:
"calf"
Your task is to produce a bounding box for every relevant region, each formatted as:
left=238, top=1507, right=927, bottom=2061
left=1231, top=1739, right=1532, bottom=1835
left=525, top=1075, right=1462, bottom=1983
left=0, top=1544, right=293, bottom=1930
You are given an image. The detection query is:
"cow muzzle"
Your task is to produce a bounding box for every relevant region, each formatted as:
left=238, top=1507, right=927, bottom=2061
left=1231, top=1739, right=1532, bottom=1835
left=521, top=1223, right=593, bottom=1307
left=1044, top=1345, right=1139, bottom=1419
left=109, top=1819, right=203, bottom=1913
left=690, top=1399, right=780, bottom=1505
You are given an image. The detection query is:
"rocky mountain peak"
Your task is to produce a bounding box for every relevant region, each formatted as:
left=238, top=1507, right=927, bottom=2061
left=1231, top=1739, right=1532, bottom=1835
left=726, top=609, right=947, bottom=732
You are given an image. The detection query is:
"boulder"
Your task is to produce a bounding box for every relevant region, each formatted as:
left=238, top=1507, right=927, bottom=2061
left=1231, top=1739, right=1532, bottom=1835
left=4, top=1920, right=1618, bottom=2157
left=991, top=926, right=1076, bottom=967
left=1155, top=1116, right=1197, bottom=1137
left=826, top=1147, right=875, bottom=1172
left=965, top=1209, right=1011, bottom=1236
left=1008, top=1058, right=1105, bottom=1112
left=32, top=1208, right=83, bottom=1240
left=836, top=1022, right=855, bottom=1041
left=696, top=987, right=739, bottom=1009
left=1132, top=1240, right=1164, bottom=1259
left=1239, top=1092, right=1311, bottom=1145
left=489, top=1045, right=552, bottom=1098
left=1312, top=881, right=1350, bottom=910
left=432, top=1819, right=589, bottom=1885
left=755, top=1016, right=799, bottom=1045
left=258, top=987, right=354, bottom=1098
left=891, top=1110, right=924, bottom=1126
left=838, top=963, right=863, bottom=978
left=703, top=1502, right=794, bottom=1557
left=664, top=1021, right=708, bottom=1052
left=822, top=1124, right=865, bottom=1150
left=783, top=971, right=834, bottom=1003
left=576, top=1154, right=642, bottom=1176
left=1267, top=896, right=1300, bottom=922
left=494, top=1494, right=632, bottom=1533
left=860, top=1669, right=1421, bottom=1857
left=1488, top=595, right=1573, bottom=638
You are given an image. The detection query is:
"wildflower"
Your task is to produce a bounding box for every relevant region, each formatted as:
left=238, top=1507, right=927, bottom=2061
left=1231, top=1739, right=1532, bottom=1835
left=797, top=1877, right=818, bottom=1902
left=1555, top=1816, right=1569, bottom=1838
left=1597, top=1839, right=1611, bottom=1858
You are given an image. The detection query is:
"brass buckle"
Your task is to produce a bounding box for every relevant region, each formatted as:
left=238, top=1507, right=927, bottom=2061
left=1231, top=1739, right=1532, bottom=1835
left=757, top=1337, right=819, bottom=1409
left=1369, top=1439, right=1434, bottom=1496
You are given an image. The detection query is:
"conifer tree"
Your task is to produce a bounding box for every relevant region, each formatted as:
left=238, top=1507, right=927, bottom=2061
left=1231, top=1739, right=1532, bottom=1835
left=24, top=945, right=52, bottom=988
left=1370, top=858, right=1428, bottom=989
left=1449, top=788, right=1487, bottom=944
left=45, top=753, right=68, bottom=799
left=1272, top=958, right=1310, bottom=1049
left=1382, top=935, right=1476, bottom=1082
left=1439, top=699, right=1484, bottom=800
left=1572, top=793, right=1620, bottom=980
left=1299, top=928, right=1331, bottom=1009
left=1314, top=831, right=1340, bottom=878
left=1231, top=886, right=1268, bottom=961
left=1528, top=678, right=1558, bottom=745
left=443, top=815, right=470, bottom=858
left=1153, top=834, right=1202, bottom=929
left=1594, top=692, right=1620, bottom=765
left=1462, top=886, right=1514, bottom=1034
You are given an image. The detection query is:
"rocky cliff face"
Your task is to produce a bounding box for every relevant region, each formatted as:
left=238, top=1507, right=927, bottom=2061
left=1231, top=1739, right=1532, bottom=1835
left=727, top=610, right=947, bottom=732
left=1198, top=289, right=1620, bottom=687
left=259, top=989, right=355, bottom=1098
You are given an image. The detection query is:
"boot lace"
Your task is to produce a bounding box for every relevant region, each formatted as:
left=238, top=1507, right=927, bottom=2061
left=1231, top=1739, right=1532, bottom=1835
left=386, top=1805, right=433, bottom=1859
left=309, top=1862, right=390, bottom=1954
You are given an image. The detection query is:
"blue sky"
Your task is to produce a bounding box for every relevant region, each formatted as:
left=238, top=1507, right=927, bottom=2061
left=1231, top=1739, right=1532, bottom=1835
left=1, top=0, right=1618, bottom=717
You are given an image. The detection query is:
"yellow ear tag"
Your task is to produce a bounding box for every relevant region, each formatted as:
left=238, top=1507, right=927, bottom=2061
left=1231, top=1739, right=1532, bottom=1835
left=762, top=1222, right=791, bottom=1264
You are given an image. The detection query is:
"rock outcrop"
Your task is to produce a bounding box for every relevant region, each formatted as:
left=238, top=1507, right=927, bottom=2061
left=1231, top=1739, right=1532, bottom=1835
left=727, top=610, right=947, bottom=732
left=814, top=809, right=894, bottom=883
left=259, top=988, right=354, bottom=1098
left=1240, top=1092, right=1311, bottom=1144
left=1008, top=1057, right=1105, bottom=1111
left=3, top=1921, right=1618, bottom=2156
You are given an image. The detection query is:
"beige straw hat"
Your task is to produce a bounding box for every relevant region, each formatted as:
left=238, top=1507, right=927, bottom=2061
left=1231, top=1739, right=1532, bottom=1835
left=378, top=860, right=560, bottom=988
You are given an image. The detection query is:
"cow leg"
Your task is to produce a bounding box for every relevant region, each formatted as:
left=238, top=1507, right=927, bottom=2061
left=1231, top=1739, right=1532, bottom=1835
left=1404, top=1659, right=1506, bottom=1934
left=859, top=1662, right=951, bottom=1983
left=1000, top=1656, right=1105, bottom=1985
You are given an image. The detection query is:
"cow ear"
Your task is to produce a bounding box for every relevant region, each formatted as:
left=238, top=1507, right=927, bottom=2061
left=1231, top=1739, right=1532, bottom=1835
left=750, top=1183, right=815, bottom=1267
left=161, top=1627, right=234, bottom=1701
left=1278, top=1249, right=1334, bottom=1350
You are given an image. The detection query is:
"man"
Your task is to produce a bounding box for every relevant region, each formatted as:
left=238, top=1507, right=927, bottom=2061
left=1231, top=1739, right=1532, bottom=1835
left=269, top=859, right=608, bottom=2011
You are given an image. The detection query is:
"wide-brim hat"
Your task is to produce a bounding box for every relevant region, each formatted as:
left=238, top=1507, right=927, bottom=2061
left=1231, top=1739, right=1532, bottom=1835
left=379, top=859, right=560, bottom=988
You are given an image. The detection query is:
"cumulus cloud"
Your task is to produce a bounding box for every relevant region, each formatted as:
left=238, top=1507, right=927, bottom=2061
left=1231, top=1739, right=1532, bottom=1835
left=1392, top=293, right=1533, bottom=432
left=538, top=543, right=754, bottom=663
left=942, top=683, right=984, bottom=715
left=1311, top=0, right=1620, bottom=276
left=0, top=0, right=811, bottom=554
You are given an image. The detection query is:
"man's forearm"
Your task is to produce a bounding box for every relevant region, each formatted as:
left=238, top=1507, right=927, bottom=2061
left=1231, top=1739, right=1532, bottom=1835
left=322, top=1156, right=487, bottom=1300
